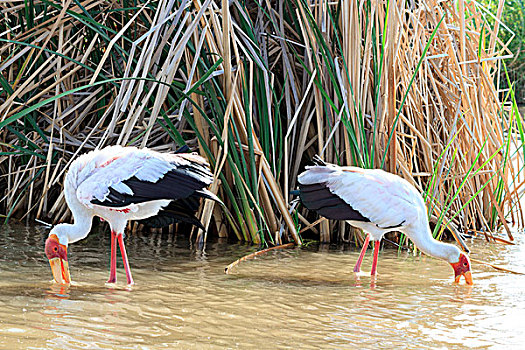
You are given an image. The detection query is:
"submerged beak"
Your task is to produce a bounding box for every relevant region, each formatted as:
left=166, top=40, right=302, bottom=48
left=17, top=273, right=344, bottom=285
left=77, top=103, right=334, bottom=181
left=454, top=270, right=473, bottom=285
left=49, top=257, right=71, bottom=284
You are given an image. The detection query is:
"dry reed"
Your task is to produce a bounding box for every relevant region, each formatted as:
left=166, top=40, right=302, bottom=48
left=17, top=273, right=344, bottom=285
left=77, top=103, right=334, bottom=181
left=0, top=0, right=522, bottom=248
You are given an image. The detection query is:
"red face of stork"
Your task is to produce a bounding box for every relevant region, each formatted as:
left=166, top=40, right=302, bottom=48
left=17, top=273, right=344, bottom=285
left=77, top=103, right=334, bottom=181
left=450, top=252, right=473, bottom=285
left=45, top=234, right=71, bottom=284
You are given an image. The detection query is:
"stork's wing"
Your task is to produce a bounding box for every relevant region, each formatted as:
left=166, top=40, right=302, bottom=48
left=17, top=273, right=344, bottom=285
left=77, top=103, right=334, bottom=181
left=298, top=182, right=370, bottom=221
left=298, top=165, right=418, bottom=228
left=136, top=197, right=205, bottom=229
left=75, top=148, right=217, bottom=208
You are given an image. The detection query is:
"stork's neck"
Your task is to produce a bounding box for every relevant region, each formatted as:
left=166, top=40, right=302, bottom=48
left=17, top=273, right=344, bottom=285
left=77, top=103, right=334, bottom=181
left=57, top=175, right=93, bottom=244
left=405, top=219, right=461, bottom=264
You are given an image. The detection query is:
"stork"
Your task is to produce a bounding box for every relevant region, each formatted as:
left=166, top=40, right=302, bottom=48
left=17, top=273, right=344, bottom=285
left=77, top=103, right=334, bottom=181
left=44, top=145, right=220, bottom=285
left=297, top=157, right=473, bottom=284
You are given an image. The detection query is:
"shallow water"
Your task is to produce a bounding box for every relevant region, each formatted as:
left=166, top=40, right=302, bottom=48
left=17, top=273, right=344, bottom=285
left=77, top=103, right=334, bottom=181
left=0, top=225, right=524, bottom=349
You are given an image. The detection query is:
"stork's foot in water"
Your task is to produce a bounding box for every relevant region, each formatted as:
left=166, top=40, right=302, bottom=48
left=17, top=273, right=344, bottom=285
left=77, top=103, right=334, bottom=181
left=107, top=230, right=117, bottom=283
left=353, top=234, right=371, bottom=273
left=370, top=240, right=380, bottom=276
left=105, top=231, right=134, bottom=285
left=117, top=232, right=135, bottom=285
left=354, top=270, right=371, bottom=277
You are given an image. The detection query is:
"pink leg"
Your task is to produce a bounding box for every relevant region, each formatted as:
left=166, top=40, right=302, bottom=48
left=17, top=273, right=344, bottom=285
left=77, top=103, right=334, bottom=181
left=370, top=240, right=380, bottom=276
left=117, top=233, right=134, bottom=285
left=107, top=230, right=117, bottom=283
left=353, top=234, right=371, bottom=272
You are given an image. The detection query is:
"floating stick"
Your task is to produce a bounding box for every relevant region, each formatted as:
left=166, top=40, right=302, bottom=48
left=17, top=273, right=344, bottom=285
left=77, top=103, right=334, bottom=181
left=470, top=258, right=525, bottom=275
left=225, top=243, right=295, bottom=274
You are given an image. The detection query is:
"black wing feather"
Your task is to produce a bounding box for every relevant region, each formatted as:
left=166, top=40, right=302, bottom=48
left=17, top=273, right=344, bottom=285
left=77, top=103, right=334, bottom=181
left=299, top=183, right=370, bottom=222
left=91, top=163, right=216, bottom=207
left=138, top=197, right=205, bottom=229
left=90, top=158, right=222, bottom=230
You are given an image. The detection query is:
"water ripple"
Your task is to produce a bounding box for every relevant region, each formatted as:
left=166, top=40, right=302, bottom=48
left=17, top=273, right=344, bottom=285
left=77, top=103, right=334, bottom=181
left=1, top=225, right=524, bottom=349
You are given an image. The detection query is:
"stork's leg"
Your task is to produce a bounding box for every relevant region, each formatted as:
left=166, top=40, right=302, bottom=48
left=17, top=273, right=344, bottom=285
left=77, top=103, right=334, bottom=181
left=370, top=240, right=380, bottom=275
left=107, top=230, right=117, bottom=283
left=353, top=233, right=371, bottom=272
left=116, top=233, right=134, bottom=285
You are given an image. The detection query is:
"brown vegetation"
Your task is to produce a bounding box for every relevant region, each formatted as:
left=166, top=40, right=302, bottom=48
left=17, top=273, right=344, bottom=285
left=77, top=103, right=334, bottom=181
left=1, top=0, right=522, bottom=247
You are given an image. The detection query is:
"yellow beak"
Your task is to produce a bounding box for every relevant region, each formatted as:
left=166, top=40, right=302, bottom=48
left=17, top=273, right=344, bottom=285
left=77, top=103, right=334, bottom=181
left=49, top=257, right=71, bottom=284
left=454, top=271, right=473, bottom=285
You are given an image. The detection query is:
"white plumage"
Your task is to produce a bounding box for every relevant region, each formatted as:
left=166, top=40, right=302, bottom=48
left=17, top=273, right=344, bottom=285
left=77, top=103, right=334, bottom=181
left=298, top=158, right=473, bottom=284
left=299, top=165, right=419, bottom=239
left=45, top=145, right=219, bottom=285
left=74, top=146, right=189, bottom=207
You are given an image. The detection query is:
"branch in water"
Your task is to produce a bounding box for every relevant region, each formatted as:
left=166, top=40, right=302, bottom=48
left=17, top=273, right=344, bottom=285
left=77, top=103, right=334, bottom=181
left=225, top=243, right=295, bottom=274
left=470, top=258, right=525, bottom=275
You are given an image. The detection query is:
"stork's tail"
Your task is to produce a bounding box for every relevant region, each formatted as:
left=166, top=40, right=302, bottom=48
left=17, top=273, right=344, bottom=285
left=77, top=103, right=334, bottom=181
left=138, top=197, right=205, bottom=230
left=175, top=145, right=191, bottom=153
left=195, top=189, right=225, bottom=207
left=312, top=155, right=327, bottom=166
left=289, top=190, right=300, bottom=196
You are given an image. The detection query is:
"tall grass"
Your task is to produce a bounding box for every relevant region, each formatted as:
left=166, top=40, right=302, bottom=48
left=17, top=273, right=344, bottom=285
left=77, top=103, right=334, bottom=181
left=0, top=0, right=522, bottom=248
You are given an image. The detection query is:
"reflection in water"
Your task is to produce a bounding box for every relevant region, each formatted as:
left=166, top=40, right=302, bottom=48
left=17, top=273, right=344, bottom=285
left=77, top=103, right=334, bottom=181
left=46, top=284, right=71, bottom=299
left=0, top=224, right=524, bottom=349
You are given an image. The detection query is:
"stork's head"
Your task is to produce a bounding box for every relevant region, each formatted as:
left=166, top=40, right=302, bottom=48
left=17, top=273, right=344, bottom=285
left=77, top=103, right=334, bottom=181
left=45, top=225, right=71, bottom=284
left=450, top=252, right=473, bottom=285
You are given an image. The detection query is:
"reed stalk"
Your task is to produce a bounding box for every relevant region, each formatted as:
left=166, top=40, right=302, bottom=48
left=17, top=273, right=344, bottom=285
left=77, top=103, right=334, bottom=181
left=0, top=0, right=522, bottom=248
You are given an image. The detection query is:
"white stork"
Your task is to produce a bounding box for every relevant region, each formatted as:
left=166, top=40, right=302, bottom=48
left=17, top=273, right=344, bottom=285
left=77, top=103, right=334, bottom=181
left=44, top=145, right=220, bottom=285
left=297, top=157, right=473, bottom=285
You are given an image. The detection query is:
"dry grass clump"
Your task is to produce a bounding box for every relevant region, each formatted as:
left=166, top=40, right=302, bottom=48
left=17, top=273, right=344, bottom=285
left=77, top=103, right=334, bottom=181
left=0, top=0, right=522, bottom=247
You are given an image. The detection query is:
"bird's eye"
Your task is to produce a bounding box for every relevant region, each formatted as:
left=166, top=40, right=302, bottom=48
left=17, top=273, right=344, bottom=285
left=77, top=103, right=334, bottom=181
left=53, top=246, right=58, bottom=252
left=463, top=262, right=468, bottom=267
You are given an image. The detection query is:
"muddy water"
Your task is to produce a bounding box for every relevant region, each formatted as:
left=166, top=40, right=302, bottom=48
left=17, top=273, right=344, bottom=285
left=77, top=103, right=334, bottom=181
left=0, top=225, right=524, bottom=349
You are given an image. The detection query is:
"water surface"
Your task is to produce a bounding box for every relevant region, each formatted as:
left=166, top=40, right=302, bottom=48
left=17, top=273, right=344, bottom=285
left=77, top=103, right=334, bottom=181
left=0, top=225, right=524, bottom=349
